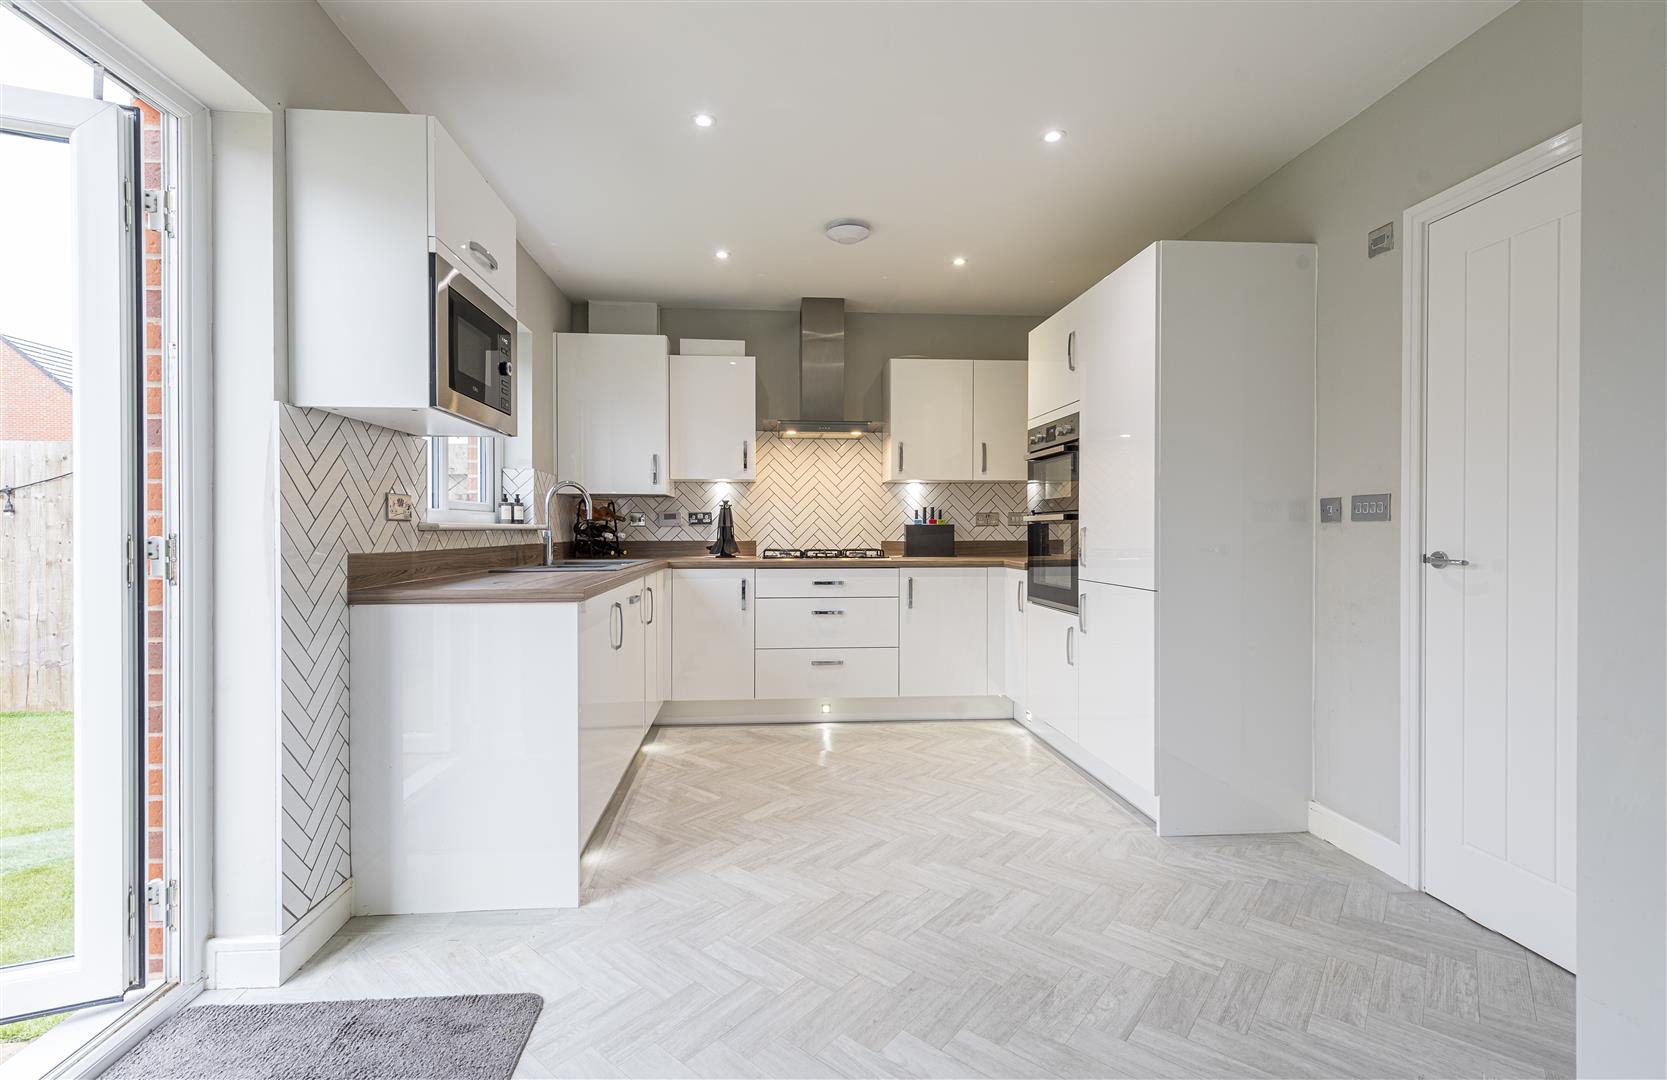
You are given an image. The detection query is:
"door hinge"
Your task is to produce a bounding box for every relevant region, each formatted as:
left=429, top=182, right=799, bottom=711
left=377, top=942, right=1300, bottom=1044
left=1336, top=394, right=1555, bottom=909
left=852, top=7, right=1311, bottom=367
left=143, top=188, right=176, bottom=237
left=145, top=878, right=178, bottom=931
left=126, top=533, right=137, bottom=586
left=145, top=533, right=179, bottom=585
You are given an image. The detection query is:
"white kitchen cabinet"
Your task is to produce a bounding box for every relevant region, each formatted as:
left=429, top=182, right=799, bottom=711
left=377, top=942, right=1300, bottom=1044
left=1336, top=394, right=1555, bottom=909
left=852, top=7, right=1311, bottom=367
left=1028, top=296, right=1083, bottom=421
left=671, top=354, right=756, bottom=481
left=756, top=597, right=899, bottom=650
left=972, top=360, right=1028, bottom=481
left=1024, top=601, right=1078, bottom=741
left=898, top=567, right=988, bottom=697
left=578, top=579, right=646, bottom=843
left=985, top=569, right=1007, bottom=698
left=429, top=119, right=517, bottom=312
left=754, top=568, right=898, bottom=598
left=557, top=333, right=671, bottom=495
left=641, top=569, right=669, bottom=725
left=1075, top=581, right=1156, bottom=811
left=670, top=568, right=754, bottom=700
left=1004, top=568, right=1027, bottom=712
left=884, top=358, right=973, bottom=481
left=1079, top=246, right=1157, bottom=589
left=755, top=648, right=899, bottom=700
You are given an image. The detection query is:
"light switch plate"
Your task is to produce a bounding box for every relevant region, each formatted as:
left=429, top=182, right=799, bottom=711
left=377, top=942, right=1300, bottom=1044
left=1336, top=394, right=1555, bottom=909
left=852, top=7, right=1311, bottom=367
left=688, top=511, right=714, bottom=525
left=385, top=492, right=413, bottom=522
left=976, top=511, right=1000, bottom=526
left=1007, top=511, right=1026, bottom=526
left=1319, top=497, right=1342, bottom=524
left=1351, top=493, right=1392, bottom=522
left=1368, top=222, right=1394, bottom=258
left=627, top=511, right=647, bottom=527
left=656, top=511, right=681, bottom=526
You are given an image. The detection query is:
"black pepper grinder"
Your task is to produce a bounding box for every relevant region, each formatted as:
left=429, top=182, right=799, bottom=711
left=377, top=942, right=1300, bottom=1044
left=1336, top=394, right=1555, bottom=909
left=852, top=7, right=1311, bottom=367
left=708, top=499, right=739, bottom=558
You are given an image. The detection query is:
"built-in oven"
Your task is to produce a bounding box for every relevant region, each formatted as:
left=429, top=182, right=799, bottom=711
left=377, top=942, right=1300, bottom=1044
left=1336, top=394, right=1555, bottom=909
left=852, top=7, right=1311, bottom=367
left=1026, top=412, right=1079, bottom=613
left=433, top=252, right=516, bottom=436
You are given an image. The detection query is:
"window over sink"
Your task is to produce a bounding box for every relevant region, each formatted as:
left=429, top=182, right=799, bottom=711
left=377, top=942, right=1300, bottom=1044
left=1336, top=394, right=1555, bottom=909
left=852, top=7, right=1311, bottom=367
left=428, top=434, right=500, bottom=521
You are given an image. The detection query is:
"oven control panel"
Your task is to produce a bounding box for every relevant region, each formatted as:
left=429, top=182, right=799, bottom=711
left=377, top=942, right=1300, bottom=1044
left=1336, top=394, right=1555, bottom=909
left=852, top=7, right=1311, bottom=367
left=1027, top=412, right=1079, bottom=454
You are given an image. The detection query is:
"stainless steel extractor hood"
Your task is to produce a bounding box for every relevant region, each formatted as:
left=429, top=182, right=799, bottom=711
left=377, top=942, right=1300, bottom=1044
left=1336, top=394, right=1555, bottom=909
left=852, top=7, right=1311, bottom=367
left=762, top=297, right=882, bottom=438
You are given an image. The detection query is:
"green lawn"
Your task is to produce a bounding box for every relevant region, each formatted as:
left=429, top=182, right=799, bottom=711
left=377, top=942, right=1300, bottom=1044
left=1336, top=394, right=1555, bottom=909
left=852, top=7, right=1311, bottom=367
left=0, top=711, right=74, bottom=1043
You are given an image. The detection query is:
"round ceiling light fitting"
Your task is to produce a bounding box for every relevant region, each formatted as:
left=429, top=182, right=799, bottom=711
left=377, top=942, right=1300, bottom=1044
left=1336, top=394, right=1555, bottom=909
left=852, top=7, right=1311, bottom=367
left=825, top=218, right=872, bottom=245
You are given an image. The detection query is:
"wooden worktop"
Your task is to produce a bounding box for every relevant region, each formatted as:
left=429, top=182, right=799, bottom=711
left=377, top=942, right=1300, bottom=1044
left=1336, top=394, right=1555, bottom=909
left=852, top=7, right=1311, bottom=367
left=347, top=541, right=1028, bottom=605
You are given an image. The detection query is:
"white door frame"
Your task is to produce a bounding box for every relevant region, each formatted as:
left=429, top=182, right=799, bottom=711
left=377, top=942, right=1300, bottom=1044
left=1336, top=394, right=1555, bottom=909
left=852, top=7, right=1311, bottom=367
left=1398, top=124, right=1582, bottom=892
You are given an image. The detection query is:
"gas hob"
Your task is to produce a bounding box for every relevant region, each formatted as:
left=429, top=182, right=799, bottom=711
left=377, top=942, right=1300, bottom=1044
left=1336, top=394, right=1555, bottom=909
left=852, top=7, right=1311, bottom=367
left=760, top=548, right=886, bottom=560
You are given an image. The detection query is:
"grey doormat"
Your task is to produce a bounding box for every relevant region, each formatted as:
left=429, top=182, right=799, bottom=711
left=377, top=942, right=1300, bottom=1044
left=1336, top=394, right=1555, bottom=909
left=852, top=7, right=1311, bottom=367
left=104, top=994, right=542, bottom=1079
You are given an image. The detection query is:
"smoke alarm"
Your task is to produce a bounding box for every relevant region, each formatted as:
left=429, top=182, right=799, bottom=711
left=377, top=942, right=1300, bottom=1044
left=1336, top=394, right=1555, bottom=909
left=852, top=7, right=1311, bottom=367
left=824, top=219, right=871, bottom=245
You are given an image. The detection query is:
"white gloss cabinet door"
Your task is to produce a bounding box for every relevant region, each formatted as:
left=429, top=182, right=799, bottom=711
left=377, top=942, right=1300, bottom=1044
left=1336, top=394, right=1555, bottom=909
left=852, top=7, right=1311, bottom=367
left=1005, top=570, right=1027, bottom=712
left=1079, top=245, right=1157, bottom=589
left=1024, top=602, right=1078, bottom=740
left=428, top=118, right=516, bottom=313
left=885, top=358, right=973, bottom=481
left=641, top=571, right=666, bottom=725
left=579, top=582, right=645, bottom=845
left=1076, top=582, right=1156, bottom=801
left=671, top=354, right=756, bottom=481
left=899, top=568, right=989, bottom=696
left=1028, top=298, right=1083, bottom=421
left=985, top=568, right=1007, bottom=698
left=671, top=569, right=755, bottom=700
left=557, top=333, right=671, bottom=495
left=972, top=360, right=1028, bottom=481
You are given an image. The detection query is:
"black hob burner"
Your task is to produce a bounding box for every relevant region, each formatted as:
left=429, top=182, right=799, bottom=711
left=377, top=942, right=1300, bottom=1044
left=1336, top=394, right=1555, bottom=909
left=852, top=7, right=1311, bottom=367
left=761, top=547, right=886, bottom=560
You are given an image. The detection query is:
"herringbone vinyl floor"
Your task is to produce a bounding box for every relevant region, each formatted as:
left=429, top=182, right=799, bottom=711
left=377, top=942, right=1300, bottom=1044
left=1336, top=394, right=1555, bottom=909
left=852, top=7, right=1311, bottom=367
left=204, top=721, right=1575, bottom=1078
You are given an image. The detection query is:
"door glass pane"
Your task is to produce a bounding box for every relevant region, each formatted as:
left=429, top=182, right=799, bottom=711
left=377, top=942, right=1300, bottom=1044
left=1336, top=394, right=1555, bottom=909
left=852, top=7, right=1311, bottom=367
left=0, top=129, right=75, bottom=972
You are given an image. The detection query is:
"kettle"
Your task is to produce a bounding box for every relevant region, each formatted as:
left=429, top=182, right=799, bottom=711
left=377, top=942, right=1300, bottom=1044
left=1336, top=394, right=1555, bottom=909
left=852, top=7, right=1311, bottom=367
left=708, top=499, right=739, bottom=558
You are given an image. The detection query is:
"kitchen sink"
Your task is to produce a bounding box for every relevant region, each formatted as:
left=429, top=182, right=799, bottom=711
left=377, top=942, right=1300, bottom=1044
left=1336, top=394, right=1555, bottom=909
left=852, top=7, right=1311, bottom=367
left=490, top=559, right=644, bottom=573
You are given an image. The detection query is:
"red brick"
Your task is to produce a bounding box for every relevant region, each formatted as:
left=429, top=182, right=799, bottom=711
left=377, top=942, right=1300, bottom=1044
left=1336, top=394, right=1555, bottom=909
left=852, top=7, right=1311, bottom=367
left=145, top=255, right=162, bottom=286
left=146, top=801, right=163, bottom=828
left=147, top=482, right=163, bottom=512
left=148, top=768, right=163, bottom=796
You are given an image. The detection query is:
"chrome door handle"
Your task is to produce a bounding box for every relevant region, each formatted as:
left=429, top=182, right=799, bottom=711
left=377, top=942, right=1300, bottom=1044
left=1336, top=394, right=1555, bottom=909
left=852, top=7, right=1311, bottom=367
left=651, top=453, right=659, bottom=484
left=810, top=659, right=845, bottom=667
left=643, top=585, right=654, bottom=624
left=812, top=580, right=845, bottom=587
left=465, top=239, right=498, bottom=272
left=628, top=593, right=641, bottom=604
left=1066, top=330, right=1077, bottom=372
left=740, top=578, right=747, bottom=610
left=907, top=576, right=914, bottom=608
left=1424, top=551, right=1470, bottom=569
left=1079, top=593, right=1087, bottom=632
left=1016, top=579, right=1024, bottom=612
left=610, top=602, right=623, bottom=650
left=1066, top=625, right=1074, bottom=665
left=742, top=441, right=749, bottom=470
left=811, top=609, right=845, bottom=616
left=898, top=442, right=904, bottom=472
left=1080, top=526, right=1087, bottom=567
left=981, top=441, right=988, bottom=474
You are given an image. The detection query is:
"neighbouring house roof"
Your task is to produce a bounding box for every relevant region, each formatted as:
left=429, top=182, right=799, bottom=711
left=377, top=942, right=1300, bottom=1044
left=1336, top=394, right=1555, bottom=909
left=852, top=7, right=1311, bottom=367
left=0, top=333, right=73, bottom=393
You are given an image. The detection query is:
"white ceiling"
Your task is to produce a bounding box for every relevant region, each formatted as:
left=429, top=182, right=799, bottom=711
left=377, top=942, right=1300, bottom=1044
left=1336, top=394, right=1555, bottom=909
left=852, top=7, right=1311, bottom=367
left=320, top=0, right=1510, bottom=316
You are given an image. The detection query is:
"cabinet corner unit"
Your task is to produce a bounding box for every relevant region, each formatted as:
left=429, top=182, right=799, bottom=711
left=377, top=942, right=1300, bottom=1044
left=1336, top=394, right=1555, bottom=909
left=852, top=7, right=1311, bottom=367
left=883, top=357, right=1026, bottom=482
left=556, top=332, right=672, bottom=495
left=287, top=109, right=518, bottom=436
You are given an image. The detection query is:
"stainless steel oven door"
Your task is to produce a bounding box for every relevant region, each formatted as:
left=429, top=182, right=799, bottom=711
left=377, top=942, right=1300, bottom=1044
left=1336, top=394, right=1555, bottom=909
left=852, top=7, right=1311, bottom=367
left=1026, top=513, right=1078, bottom=613
left=1026, top=441, right=1077, bottom=516
left=433, top=252, right=516, bottom=436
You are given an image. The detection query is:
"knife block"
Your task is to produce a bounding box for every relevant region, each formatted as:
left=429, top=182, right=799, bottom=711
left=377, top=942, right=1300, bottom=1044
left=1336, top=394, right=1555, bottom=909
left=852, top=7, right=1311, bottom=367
left=904, top=524, right=955, bottom=557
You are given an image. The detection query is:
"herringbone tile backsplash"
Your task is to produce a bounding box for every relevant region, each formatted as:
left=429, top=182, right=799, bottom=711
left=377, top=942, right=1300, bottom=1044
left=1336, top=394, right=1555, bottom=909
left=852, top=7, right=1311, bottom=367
left=275, top=405, right=554, bottom=929
left=611, top=433, right=1026, bottom=550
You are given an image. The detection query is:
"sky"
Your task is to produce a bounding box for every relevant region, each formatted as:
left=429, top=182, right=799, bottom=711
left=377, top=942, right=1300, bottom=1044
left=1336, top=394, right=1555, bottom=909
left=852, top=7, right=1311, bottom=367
left=1, top=6, right=124, bottom=350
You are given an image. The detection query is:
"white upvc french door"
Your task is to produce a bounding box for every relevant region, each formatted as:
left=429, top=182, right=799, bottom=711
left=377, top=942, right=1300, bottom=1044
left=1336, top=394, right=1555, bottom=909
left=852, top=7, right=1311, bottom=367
left=0, top=85, right=142, bottom=1023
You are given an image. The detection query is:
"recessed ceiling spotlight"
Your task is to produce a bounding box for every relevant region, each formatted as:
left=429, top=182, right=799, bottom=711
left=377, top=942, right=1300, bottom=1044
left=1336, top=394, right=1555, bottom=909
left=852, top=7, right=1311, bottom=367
left=714, top=249, right=730, bottom=260
left=693, top=113, right=715, bottom=128
left=952, top=256, right=967, bottom=267
left=1042, top=128, right=1066, bottom=144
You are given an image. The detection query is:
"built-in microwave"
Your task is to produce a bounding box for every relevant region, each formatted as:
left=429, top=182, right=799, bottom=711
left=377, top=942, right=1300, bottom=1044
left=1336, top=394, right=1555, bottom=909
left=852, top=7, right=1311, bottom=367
left=1025, top=412, right=1079, bottom=613
left=433, top=252, right=516, bottom=436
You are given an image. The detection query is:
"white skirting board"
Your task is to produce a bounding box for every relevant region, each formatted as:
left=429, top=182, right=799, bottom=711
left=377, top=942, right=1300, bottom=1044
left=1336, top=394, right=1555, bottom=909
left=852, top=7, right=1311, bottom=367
left=656, top=696, right=1015, bottom=725
left=205, top=879, right=353, bottom=988
left=1019, top=713, right=1159, bottom=820
left=1307, top=802, right=1411, bottom=885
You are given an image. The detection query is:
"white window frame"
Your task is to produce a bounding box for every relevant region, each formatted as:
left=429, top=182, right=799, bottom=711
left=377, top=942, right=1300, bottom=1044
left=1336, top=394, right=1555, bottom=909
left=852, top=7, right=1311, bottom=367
left=427, top=434, right=502, bottom=522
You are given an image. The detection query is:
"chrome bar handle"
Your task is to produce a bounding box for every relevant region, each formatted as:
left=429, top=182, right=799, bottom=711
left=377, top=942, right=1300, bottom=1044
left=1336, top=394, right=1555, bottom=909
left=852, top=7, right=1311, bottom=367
left=812, top=580, right=845, bottom=587
left=651, top=453, right=659, bottom=484
left=740, top=577, right=747, bottom=610
left=742, top=441, right=749, bottom=471
left=1066, top=625, right=1074, bottom=665
left=1423, top=551, right=1470, bottom=569
left=465, top=239, right=498, bottom=272
left=898, top=442, right=904, bottom=472
left=1016, top=579, right=1024, bottom=613
left=981, top=442, right=988, bottom=474
left=810, top=659, right=845, bottom=667
left=811, top=609, right=845, bottom=616
left=907, top=576, right=914, bottom=609
left=1080, top=526, right=1087, bottom=567
left=1079, top=592, right=1087, bottom=632
left=643, top=585, right=654, bottom=624
left=610, top=602, right=623, bottom=650
left=1066, top=330, right=1077, bottom=372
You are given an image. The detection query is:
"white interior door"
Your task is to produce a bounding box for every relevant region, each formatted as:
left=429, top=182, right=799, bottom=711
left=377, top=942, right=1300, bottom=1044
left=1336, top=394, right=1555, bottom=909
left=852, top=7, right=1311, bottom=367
left=1424, top=156, right=1580, bottom=971
left=0, top=86, right=142, bottom=1021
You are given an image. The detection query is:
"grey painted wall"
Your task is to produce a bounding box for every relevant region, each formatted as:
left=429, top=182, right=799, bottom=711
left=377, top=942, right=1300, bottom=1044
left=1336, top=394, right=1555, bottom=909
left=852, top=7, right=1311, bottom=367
left=1184, top=0, right=1582, bottom=840
left=653, top=306, right=1039, bottom=424
left=1576, top=2, right=1666, bottom=1074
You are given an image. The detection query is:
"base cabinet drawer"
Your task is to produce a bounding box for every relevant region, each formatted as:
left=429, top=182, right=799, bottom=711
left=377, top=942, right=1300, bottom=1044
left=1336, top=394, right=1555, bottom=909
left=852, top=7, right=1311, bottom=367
left=755, top=649, right=899, bottom=699
left=755, top=597, right=899, bottom=648
left=754, top=568, right=899, bottom=598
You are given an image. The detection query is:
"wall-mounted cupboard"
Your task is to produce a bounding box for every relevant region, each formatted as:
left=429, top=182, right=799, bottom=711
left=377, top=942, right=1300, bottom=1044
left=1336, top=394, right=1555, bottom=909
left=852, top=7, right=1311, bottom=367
left=883, top=358, right=1026, bottom=482
left=556, top=333, right=671, bottom=495
left=671, top=353, right=756, bottom=481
